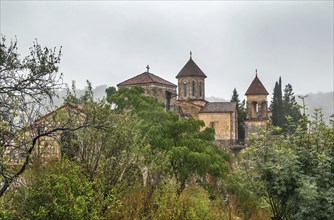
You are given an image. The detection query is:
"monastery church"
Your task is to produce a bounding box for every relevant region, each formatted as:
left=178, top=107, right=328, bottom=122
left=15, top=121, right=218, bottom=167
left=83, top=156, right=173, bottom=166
left=117, top=53, right=269, bottom=146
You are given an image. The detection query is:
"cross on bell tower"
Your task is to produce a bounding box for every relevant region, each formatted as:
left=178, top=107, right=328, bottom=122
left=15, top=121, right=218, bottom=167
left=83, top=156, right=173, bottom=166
left=146, top=65, right=150, bottom=73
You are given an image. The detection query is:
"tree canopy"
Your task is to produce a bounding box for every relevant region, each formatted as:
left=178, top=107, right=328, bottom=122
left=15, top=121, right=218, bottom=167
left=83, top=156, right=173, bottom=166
left=0, top=36, right=66, bottom=196
left=239, top=110, right=334, bottom=219
left=106, top=86, right=229, bottom=193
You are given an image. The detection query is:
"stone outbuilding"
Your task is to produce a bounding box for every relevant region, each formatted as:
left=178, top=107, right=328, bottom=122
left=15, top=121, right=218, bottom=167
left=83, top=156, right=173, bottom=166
left=198, top=102, right=238, bottom=145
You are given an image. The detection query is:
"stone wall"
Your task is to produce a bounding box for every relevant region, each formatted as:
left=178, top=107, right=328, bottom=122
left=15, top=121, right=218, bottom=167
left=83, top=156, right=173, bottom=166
left=143, top=84, right=177, bottom=106
left=244, top=120, right=268, bottom=140
left=119, top=84, right=177, bottom=109
left=198, top=112, right=236, bottom=140
left=177, top=101, right=203, bottom=119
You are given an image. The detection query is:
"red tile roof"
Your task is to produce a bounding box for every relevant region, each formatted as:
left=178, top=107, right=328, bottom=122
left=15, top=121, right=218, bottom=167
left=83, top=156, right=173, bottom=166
left=176, top=58, right=207, bottom=78
left=199, top=102, right=237, bottom=113
left=245, top=75, right=269, bottom=95
left=117, top=72, right=177, bottom=87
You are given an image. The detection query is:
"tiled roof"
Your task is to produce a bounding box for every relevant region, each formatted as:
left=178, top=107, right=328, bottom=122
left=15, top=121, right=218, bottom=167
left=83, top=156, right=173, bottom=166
left=176, top=58, right=207, bottom=78
left=34, top=103, right=84, bottom=124
left=199, top=102, right=237, bottom=113
left=245, top=75, right=269, bottom=95
left=117, top=72, right=177, bottom=87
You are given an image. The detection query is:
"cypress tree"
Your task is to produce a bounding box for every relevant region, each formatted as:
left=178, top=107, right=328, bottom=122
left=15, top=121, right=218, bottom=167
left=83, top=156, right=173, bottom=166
left=231, top=88, right=247, bottom=142
left=271, top=77, right=284, bottom=128
left=278, top=77, right=284, bottom=125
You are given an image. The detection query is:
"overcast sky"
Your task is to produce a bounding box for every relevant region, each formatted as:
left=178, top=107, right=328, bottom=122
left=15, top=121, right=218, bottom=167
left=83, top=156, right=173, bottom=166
left=1, top=1, right=333, bottom=101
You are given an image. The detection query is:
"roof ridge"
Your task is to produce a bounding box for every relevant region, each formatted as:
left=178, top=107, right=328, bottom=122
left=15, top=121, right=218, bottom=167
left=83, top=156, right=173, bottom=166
left=146, top=72, right=155, bottom=82
left=200, top=102, right=237, bottom=113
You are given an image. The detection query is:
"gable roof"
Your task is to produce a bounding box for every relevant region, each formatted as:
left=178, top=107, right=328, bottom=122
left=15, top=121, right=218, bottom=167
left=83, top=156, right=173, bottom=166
left=199, top=102, right=237, bottom=113
left=245, top=74, right=269, bottom=95
left=117, top=72, right=177, bottom=87
left=176, top=58, right=207, bottom=78
left=34, top=103, right=84, bottom=124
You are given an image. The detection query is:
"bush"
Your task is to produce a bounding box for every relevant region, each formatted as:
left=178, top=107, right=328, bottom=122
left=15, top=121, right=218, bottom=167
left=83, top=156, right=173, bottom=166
left=3, top=160, right=101, bottom=219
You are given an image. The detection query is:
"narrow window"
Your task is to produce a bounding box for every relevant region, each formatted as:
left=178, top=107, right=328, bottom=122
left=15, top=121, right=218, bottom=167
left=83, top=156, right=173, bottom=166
left=199, top=81, right=202, bottom=97
left=261, top=101, right=267, bottom=118
left=192, top=81, right=195, bottom=97
left=183, top=81, right=187, bottom=97
left=252, top=101, right=258, bottom=118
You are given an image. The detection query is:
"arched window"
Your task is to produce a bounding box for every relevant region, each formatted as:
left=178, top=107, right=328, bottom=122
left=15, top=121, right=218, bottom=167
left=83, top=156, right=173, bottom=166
left=199, top=81, right=202, bottom=97
left=183, top=81, right=187, bottom=97
left=251, top=101, right=258, bottom=118
left=192, top=81, right=195, bottom=97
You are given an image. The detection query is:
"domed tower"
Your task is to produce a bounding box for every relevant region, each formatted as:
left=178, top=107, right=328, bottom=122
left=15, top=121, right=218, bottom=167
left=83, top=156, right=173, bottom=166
left=244, top=70, right=269, bottom=140
left=176, top=52, right=207, bottom=101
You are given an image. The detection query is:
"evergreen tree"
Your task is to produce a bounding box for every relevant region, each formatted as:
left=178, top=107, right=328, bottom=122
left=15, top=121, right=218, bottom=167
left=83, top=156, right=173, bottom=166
left=282, top=84, right=302, bottom=132
left=271, top=77, right=284, bottom=128
left=231, top=88, right=247, bottom=143
left=272, top=78, right=302, bottom=133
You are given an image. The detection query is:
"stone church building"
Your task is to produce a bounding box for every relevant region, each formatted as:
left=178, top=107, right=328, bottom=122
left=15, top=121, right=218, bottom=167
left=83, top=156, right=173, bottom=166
left=117, top=55, right=269, bottom=145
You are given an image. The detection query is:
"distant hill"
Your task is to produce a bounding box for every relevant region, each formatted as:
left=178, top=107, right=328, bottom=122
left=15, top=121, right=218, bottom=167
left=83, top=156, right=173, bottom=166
left=206, top=96, right=228, bottom=102
left=297, top=91, right=333, bottom=123
left=52, top=84, right=108, bottom=107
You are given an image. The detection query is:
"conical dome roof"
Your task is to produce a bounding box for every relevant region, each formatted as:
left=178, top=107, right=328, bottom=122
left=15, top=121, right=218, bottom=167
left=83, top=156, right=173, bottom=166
left=245, top=74, right=269, bottom=95
left=176, top=58, right=207, bottom=78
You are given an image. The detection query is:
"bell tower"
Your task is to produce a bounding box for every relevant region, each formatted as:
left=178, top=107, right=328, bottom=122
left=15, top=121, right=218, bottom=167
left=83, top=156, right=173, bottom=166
left=244, top=70, right=269, bottom=140
left=176, top=52, right=207, bottom=101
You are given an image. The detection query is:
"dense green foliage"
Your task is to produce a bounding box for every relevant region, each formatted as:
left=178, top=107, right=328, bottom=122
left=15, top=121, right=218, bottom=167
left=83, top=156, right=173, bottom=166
left=2, top=82, right=331, bottom=219
left=106, top=86, right=229, bottom=193
left=1, top=85, right=233, bottom=219
left=3, top=160, right=101, bottom=219
left=1, top=38, right=331, bottom=219
left=238, top=110, right=334, bottom=219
